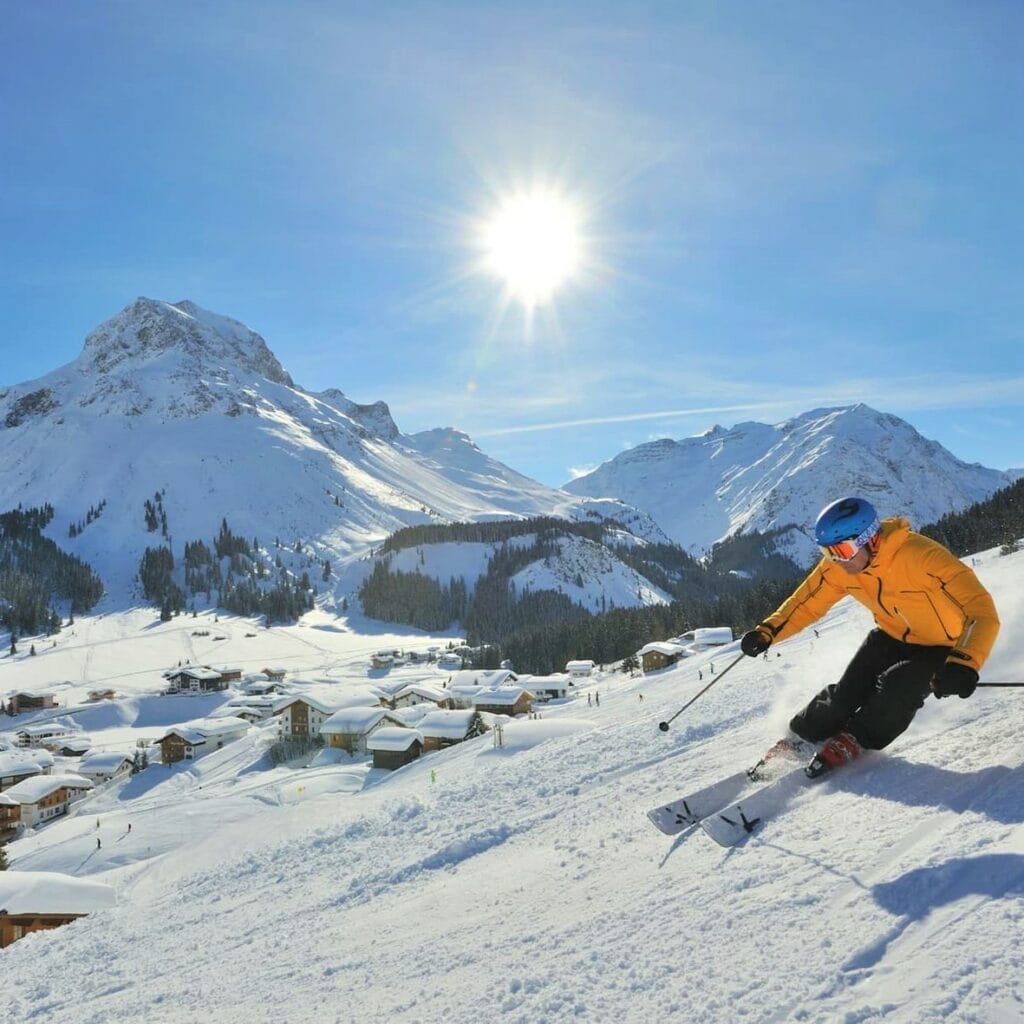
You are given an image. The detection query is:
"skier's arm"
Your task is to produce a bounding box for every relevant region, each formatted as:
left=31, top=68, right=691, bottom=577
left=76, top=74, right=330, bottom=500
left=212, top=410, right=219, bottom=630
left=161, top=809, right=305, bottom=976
left=760, top=562, right=847, bottom=645
left=922, top=544, right=1000, bottom=672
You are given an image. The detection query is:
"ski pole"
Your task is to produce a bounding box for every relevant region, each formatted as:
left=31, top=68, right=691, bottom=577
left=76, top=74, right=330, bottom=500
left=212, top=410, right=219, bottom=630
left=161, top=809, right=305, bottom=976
left=658, top=652, right=746, bottom=733
left=977, top=682, right=1024, bottom=687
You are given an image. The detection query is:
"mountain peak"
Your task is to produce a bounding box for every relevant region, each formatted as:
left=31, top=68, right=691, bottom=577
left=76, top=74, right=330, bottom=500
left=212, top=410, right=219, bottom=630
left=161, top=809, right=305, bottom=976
left=81, top=298, right=294, bottom=387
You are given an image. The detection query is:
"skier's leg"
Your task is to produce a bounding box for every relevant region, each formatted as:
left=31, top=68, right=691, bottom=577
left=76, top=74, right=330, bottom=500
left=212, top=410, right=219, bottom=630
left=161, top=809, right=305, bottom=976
left=845, top=645, right=949, bottom=750
left=789, top=629, right=898, bottom=743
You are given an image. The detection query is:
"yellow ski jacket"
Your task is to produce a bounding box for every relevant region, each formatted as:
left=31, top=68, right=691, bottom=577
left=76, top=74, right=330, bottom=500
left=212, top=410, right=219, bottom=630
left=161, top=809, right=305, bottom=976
left=760, top=518, right=1000, bottom=672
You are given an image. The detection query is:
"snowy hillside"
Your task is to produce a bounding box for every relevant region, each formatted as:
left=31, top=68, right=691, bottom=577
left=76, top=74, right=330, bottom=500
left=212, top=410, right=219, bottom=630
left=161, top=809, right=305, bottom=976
left=384, top=530, right=673, bottom=613
left=0, top=298, right=659, bottom=605
left=1, top=544, right=1021, bottom=1023
left=564, top=405, right=1012, bottom=563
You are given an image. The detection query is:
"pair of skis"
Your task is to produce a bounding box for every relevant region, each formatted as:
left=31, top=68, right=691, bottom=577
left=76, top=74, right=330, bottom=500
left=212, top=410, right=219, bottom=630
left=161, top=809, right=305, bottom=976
left=647, top=745, right=824, bottom=847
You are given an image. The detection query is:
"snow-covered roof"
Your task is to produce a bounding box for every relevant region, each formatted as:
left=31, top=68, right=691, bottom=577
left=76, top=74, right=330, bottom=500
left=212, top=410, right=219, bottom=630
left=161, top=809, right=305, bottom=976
left=565, top=660, right=594, bottom=670
left=639, top=641, right=686, bottom=657
left=449, top=684, right=484, bottom=697
left=169, top=666, right=223, bottom=680
left=393, top=684, right=449, bottom=702
left=389, top=704, right=435, bottom=727
left=519, top=674, right=570, bottom=689
left=0, top=870, right=116, bottom=915
left=0, top=752, right=45, bottom=777
left=443, top=669, right=518, bottom=690
left=473, top=688, right=534, bottom=706
left=417, top=710, right=481, bottom=739
left=15, top=722, right=78, bottom=738
left=4, top=774, right=94, bottom=803
left=79, top=752, right=134, bottom=772
left=0, top=792, right=18, bottom=806
left=271, top=694, right=337, bottom=715
left=157, top=717, right=250, bottom=744
left=366, top=727, right=422, bottom=752
left=59, top=737, right=93, bottom=752
left=692, top=627, right=733, bottom=645
left=321, top=707, right=396, bottom=734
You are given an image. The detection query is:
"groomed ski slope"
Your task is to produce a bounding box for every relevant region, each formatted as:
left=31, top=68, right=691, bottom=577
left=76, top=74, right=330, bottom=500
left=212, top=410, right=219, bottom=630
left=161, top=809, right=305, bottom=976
left=2, top=547, right=1022, bottom=1024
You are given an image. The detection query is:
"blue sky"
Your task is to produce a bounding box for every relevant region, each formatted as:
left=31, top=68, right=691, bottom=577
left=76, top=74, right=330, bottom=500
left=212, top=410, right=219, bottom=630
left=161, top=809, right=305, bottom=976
left=2, top=1, right=1021, bottom=486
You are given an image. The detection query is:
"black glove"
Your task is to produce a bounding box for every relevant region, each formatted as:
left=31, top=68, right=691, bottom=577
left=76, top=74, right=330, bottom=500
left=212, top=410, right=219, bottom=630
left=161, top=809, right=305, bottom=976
left=741, top=626, right=772, bottom=658
left=930, top=662, right=979, bottom=700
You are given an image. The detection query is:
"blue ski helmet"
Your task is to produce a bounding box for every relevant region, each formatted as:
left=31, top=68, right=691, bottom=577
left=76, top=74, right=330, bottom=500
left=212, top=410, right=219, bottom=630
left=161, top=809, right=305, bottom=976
left=814, top=496, right=880, bottom=547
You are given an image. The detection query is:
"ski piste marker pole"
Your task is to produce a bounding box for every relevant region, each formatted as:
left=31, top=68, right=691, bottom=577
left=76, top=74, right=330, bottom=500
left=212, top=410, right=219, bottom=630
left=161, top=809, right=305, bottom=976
left=658, top=652, right=746, bottom=733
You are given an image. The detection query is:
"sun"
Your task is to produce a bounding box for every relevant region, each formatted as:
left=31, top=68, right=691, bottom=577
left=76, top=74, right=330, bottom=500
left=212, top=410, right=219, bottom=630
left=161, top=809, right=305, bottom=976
left=480, top=188, right=582, bottom=307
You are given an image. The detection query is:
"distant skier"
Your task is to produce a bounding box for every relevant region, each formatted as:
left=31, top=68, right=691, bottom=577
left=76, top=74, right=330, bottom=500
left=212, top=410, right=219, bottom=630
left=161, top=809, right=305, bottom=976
left=741, top=496, right=1000, bottom=777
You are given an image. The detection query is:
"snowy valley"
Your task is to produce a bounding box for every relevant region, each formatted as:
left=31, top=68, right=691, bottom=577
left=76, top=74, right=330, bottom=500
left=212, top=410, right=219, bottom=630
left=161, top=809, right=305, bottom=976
left=0, top=542, right=1021, bottom=1023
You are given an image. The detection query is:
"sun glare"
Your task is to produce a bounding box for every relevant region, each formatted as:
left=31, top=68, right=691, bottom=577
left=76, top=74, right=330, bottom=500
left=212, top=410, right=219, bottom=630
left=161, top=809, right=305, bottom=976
left=481, top=189, right=582, bottom=306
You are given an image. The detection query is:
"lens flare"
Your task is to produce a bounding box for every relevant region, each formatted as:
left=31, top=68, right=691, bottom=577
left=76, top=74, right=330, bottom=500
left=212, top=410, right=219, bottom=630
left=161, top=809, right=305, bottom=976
left=481, top=189, right=582, bottom=306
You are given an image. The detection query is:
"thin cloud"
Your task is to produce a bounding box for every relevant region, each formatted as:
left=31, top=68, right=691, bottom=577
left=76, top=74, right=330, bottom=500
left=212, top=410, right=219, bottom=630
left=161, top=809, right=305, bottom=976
left=474, top=401, right=789, bottom=437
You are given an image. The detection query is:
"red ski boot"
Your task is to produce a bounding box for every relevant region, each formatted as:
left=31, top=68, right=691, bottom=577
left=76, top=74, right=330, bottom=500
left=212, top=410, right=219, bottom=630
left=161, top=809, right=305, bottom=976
left=805, top=732, right=861, bottom=779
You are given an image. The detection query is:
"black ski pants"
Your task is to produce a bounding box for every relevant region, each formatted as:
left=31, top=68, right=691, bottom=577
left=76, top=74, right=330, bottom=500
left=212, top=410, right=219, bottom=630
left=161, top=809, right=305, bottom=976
left=790, top=629, right=950, bottom=751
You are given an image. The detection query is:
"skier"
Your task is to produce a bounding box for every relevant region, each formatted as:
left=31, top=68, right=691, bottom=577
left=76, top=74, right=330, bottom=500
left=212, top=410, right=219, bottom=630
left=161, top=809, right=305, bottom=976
left=740, top=496, right=1000, bottom=777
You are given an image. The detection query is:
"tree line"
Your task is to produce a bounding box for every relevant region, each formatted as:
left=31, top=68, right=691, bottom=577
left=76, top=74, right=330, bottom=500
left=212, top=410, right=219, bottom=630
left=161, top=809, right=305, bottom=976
left=379, top=515, right=608, bottom=555
left=920, top=478, right=1024, bottom=557
left=0, top=504, right=103, bottom=635
left=138, top=518, right=315, bottom=623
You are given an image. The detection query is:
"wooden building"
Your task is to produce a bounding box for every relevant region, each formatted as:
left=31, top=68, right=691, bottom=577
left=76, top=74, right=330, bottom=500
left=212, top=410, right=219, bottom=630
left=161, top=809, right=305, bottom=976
left=417, top=710, right=487, bottom=752
left=6, top=691, right=57, bottom=716
left=0, top=751, right=46, bottom=793
left=385, top=683, right=452, bottom=711
left=366, top=728, right=423, bottom=770
left=320, top=707, right=405, bottom=754
left=272, top=695, right=337, bottom=739
left=639, top=641, right=687, bottom=673
left=57, top=737, right=93, bottom=758
left=0, top=793, right=21, bottom=843
left=164, top=666, right=226, bottom=694
left=472, top=688, right=535, bottom=718
left=77, top=752, right=135, bottom=784
left=566, top=660, right=595, bottom=678
left=2, top=775, right=94, bottom=828
left=0, top=871, right=115, bottom=948
left=520, top=674, right=571, bottom=701
left=155, top=717, right=250, bottom=764
left=14, top=723, right=80, bottom=752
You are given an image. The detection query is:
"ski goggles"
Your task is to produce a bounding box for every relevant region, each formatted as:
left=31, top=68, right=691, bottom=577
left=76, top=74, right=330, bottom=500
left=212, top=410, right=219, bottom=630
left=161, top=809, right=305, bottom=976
left=818, top=518, right=881, bottom=562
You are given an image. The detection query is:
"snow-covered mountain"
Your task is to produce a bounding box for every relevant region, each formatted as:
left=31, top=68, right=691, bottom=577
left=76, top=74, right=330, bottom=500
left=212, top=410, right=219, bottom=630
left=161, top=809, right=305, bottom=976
left=564, top=405, right=1012, bottom=564
left=0, top=298, right=662, bottom=603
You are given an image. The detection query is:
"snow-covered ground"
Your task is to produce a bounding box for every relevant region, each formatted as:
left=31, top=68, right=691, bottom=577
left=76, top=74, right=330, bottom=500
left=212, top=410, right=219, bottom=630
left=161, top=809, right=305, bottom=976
left=1, top=546, right=1021, bottom=1024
